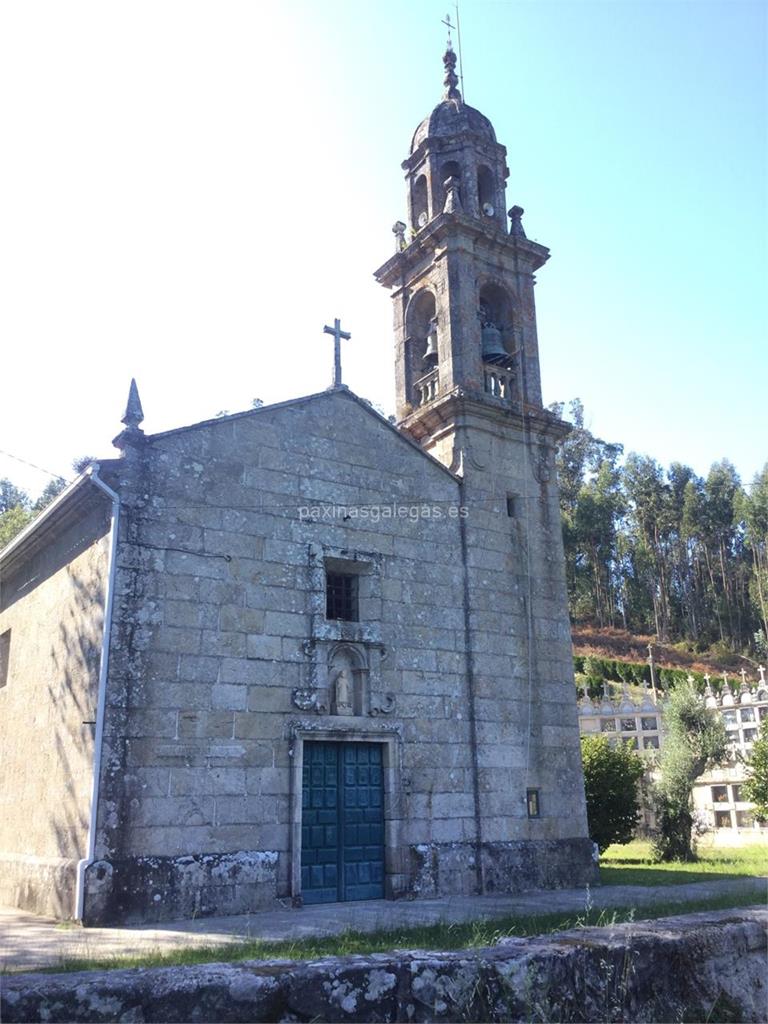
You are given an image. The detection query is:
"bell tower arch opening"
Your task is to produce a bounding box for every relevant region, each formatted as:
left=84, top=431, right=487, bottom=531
left=479, top=282, right=517, bottom=402
left=411, top=174, right=429, bottom=232
left=477, top=165, right=496, bottom=217
left=436, top=159, right=462, bottom=212
left=478, top=282, right=515, bottom=366
left=405, top=289, right=438, bottom=406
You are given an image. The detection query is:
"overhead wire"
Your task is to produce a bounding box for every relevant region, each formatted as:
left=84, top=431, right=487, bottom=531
left=0, top=447, right=68, bottom=483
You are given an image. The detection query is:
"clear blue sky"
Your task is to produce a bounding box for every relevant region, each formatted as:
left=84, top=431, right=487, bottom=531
left=0, top=0, right=765, bottom=498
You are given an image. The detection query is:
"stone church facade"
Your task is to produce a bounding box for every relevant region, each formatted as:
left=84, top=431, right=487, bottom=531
left=0, top=46, right=596, bottom=925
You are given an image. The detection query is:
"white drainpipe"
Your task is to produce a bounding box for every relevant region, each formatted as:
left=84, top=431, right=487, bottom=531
left=74, top=464, right=120, bottom=922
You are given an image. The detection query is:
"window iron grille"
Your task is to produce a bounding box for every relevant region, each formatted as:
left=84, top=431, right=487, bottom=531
left=326, top=573, right=359, bottom=622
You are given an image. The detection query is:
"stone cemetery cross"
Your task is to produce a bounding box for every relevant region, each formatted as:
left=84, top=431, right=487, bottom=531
left=323, top=318, right=351, bottom=388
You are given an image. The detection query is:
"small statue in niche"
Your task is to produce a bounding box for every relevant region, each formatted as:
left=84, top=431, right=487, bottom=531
left=334, top=668, right=354, bottom=716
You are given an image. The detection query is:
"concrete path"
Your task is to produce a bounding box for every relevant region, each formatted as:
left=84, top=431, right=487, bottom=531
left=1, top=876, right=765, bottom=973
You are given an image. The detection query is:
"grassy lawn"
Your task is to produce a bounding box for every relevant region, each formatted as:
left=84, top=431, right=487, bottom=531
left=600, top=841, right=768, bottom=886
left=30, top=889, right=765, bottom=975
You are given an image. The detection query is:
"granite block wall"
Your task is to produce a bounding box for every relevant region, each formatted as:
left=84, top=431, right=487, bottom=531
left=0, top=495, right=111, bottom=917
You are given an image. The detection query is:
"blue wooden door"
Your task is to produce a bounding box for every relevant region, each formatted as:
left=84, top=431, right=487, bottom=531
left=301, top=742, right=340, bottom=904
left=301, top=742, right=384, bottom=904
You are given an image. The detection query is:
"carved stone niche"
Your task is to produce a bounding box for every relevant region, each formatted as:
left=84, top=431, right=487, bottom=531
left=328, top=644, right=365, bottom=717
left=293, top=639, right=395, bottom=717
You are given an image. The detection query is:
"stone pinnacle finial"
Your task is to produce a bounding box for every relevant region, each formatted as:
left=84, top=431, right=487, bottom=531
left=113, top=377, right=145, bottom=453
left=122, top=378, right=144, bottom=430
left=442, top=44, right=461, bottom=102
left=443, top=176, right=463, bottom=213
left=509, top=206, right=527, bottom=238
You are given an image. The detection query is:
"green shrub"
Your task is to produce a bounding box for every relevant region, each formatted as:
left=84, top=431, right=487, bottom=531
left=573, top=656, right=710, bottom=697
left=585, top=676, right=604, bottom=698
left=616, top=661, right=634, bottom=683
left=583, top=655, right=603, bottom=680
left=581, top=735, right=645, bottom=852
left=742, top=725, right=768, bottom=821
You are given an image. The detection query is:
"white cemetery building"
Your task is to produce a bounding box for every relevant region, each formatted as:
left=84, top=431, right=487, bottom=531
left=577, top=672, right=768, bottom=844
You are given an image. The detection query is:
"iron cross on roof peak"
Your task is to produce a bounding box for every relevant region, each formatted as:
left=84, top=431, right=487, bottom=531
left=441, top=6, right=464, bottom=101
left=323, top=318, right=352, bottom=388
left=442, top=12, right=455, bottom=46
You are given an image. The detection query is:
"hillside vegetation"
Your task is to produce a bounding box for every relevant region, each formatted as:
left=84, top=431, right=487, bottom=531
left=554, top=399, right=768, bottom=664
left=573, top=625, right=750, bottom=677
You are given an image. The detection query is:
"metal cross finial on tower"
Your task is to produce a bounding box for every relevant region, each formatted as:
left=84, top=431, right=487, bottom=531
left=323, top=318, right=351, bottom=387
left=441, top=11, right=455, bottom=46
left=441, top=5, right=465, bottom=100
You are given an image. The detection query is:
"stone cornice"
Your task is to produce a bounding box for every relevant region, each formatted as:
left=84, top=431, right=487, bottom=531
left=374, top=212, right=550, bottom=288
left=398, top=388, right=570, bottom=445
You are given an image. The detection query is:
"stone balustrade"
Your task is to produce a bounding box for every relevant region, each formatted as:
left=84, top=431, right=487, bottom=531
left=414, top=368, right=439, bottom=406
left=483, top=364, right=515, bottom=401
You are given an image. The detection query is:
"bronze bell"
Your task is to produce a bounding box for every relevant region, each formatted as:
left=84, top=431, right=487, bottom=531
left=481, top=322, right=507, bottom=364
left=424, top=321, right=438, bottom=363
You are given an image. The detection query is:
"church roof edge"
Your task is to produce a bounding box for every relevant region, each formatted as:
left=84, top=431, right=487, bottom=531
left=146, top=387, right=460, bottom=483
left=0, top=461, right=121, bottom=570
left=147, top=390, right=335, bottom=441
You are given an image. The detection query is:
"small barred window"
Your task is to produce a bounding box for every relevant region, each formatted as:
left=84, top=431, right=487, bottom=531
left=326, top=573, right=359, bottom=622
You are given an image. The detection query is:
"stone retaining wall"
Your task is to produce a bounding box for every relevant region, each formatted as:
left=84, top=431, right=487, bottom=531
left=2, top=907, right=765, bottom=1022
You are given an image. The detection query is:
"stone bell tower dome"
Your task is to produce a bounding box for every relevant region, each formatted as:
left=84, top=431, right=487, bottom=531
left=406, top=45, right=508, bottom=234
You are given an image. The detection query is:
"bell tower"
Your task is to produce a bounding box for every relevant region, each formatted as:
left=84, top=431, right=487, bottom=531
left=374, top=45, right=595, bottom=880
left=375, top=43, right=552, bottom=438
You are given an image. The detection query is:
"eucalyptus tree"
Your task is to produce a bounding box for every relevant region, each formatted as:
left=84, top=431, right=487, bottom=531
left=739, top=463, right=768, bottom=645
